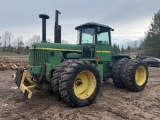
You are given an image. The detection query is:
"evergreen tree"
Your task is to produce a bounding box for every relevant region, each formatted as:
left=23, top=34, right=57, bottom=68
left=121, top=45, right=125, bottom=53
left=144, top=10, right=160, bottom=57
left=112, top=44, right=120, bottom=54
left=127, top=45, right=131, bottom=52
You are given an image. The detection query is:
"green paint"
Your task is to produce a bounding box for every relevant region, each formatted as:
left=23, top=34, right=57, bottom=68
left=75, top=22, right=114, bottom=31
left=28, top=22, right=131, bottom=90
left=110, top=54, right=131, bottom=67
left=98, top=64, right=103, bottom=81
left=67, top=53, right=81, bottom=59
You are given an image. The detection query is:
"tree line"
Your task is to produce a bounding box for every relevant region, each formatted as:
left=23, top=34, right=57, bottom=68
left=112, top=39, right=143, bottom=54
left=143, top=10, right=160, bottom=57
left=0, top=32, right=41, bottom=54
left=113, top=10, right=160, bottom=58
left=0, top=32, right=69, bottom=54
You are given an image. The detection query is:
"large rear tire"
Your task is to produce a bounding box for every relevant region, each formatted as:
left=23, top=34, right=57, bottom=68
left=112, top=58, right=129, bottom=88
left=121, top=59, right=148, bottom=91
left=51, top=60, right=77, bottom=97
left=59, top=60, right=101, bottom=107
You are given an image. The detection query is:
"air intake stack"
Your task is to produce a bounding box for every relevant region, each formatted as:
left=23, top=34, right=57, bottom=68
left=39, top=14, right=50, bottom=42
left=54, top=10, right=61, bottom=43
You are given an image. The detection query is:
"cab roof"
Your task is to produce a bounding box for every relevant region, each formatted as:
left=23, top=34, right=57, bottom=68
left=75, top=22, right=114, bottom=31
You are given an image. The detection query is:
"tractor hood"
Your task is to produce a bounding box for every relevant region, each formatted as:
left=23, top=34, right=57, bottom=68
left=28, top=42, right=82, bottom=75
left=30, top=42, right=82, bottom=52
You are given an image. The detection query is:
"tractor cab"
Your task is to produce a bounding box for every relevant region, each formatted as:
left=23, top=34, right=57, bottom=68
left=76, top=22, right=114, bottom=45
left=75, top=22, right=114, bottom=60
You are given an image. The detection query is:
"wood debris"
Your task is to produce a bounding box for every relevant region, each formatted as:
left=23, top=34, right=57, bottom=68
left=0, top=58, right=28, bottom=71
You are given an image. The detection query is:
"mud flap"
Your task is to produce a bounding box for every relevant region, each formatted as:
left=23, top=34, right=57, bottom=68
left=14, top=67, right=37, bottom=99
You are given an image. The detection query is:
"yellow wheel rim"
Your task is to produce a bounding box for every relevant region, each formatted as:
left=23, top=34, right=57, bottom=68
left=73, top=70, right=96, bottom=99
left=135, top=66, right=147, bottom=86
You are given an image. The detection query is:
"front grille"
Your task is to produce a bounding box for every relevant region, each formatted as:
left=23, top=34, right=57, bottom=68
left=29, top=49, right=49, bottom=66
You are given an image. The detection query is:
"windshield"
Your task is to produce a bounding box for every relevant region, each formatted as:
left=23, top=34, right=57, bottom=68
left=77, top=28, right=95, bottom=44
left=76, top=27, right=110, bottom=45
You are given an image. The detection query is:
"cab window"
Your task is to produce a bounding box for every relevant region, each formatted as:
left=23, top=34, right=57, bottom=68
left=97, top=28, right=110, bottom=45
left=79, top=28, right=95, bottom=44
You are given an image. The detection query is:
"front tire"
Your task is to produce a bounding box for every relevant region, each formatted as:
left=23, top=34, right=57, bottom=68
left=121, top=59, right=149, bottom=91
left=51, top=60, right=77, bottom=97
left=59, top=60, right=101, bottom=107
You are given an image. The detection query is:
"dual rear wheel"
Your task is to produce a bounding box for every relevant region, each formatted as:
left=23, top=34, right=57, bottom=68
left=112, top=58, right=148, bottom=91
left=51, top=60, right=101, bottom=107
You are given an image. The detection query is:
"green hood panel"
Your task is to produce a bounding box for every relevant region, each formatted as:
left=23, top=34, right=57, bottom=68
left=31, top=43, right=82, bottom=52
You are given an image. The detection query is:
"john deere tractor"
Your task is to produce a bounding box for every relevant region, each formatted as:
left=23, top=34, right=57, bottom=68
left=14, top=10, right=148, bottom=107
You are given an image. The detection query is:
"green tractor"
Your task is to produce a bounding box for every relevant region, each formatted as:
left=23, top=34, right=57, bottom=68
left=14, top=10, right=148, bottom=107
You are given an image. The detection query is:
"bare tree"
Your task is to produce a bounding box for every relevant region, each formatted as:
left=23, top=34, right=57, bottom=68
left=27, top=35, right=41, bottom=46
left=2, top=31, right=14, bottom=51
left=16, top=36, right=24, bottom=54
left=134, top=40, right=138, bottom=49
left=0, top=36, right=2, bottom=52
left=47, top=38, right=52, bottom=43
left=31, top=35, right=41, bottom=43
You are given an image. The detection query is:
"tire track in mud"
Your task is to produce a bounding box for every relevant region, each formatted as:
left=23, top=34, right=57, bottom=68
left=0, top=91, right=61, bottom=120
left=0, top=69, right=160, bottom=120
left=95, top=80, right=160, bottom=120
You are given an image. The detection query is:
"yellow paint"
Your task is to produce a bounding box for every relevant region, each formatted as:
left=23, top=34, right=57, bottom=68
left=30, top=47, right=111, bottom=53
left=135, top=66, right=147, bottom=86
left=30, top=47, right=82, bottom=52
left=18, top=70, right=37, bottom=99
left=25, top=76, right=34, bottom=84
left=19, top=84, right=32, bottom=99
left=27, top=85, right=37, bottom=89
left=96, top=50, right=111, bottom=53
left=73, top=70, right=96, bottom=99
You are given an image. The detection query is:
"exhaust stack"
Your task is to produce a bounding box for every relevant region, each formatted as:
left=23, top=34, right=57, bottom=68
left=39, top=14, right=50, bottom=42
left=54, top=10, right=61, bottom=43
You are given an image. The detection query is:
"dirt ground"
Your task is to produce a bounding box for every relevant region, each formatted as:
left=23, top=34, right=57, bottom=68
left=0, top=67, right=160, bottom=120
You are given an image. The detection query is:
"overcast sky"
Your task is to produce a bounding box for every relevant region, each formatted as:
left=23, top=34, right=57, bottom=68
left=0, top=0, right=160, bottom=44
